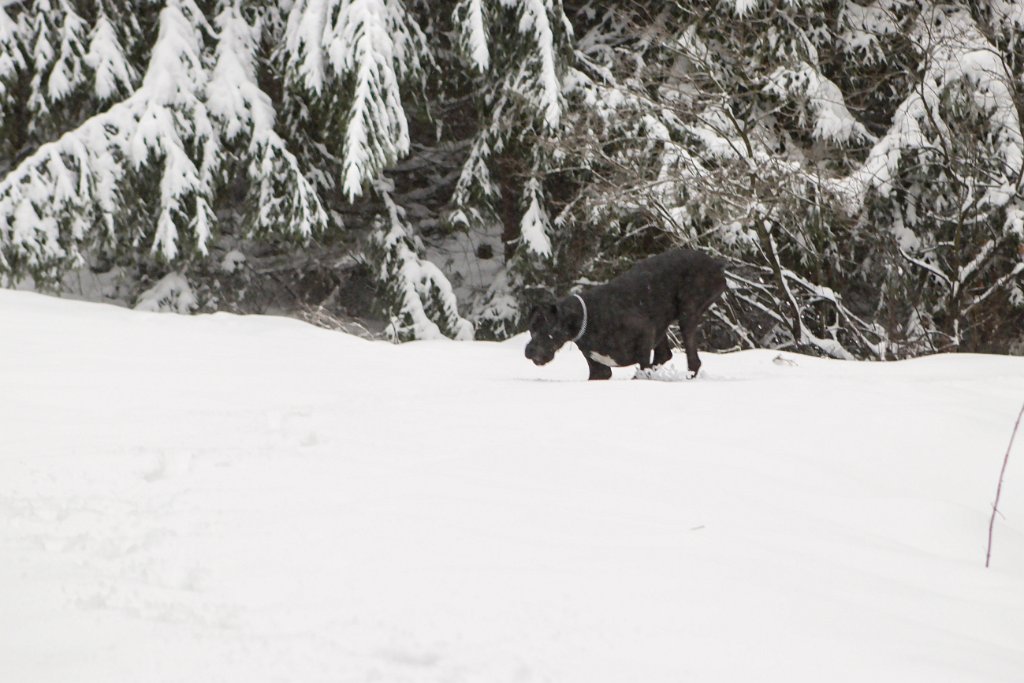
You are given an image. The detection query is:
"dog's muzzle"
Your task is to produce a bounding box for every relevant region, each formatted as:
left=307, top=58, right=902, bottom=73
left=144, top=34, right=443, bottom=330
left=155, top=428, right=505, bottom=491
left=525, top=342, right=554, bottom=366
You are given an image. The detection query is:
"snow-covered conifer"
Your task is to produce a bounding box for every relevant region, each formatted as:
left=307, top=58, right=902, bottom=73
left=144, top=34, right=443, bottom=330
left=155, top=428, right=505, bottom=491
left=453, top=0, right=489, bottom=73
left=0, top=4, right=26, bottom=157
left=0, top=0, right=1019, bottom=352
left=209, top=1, right=327, bottom=240
left=450, top=0, right=571, bottom=213
left=846, top=5, right=1024, bottom=352
left=448, top=0, right=572, bottom=337
left=372, top=177, right=472, bottom=341
left=518, top=174, right=554, bottom=260
left=283, top=0, right=427, bottom=200
left=0, top=0, right=219, bottom=281
left=0, top=1, right=334, bottom=305
left=85, top=4, right=139, bottom=103
left=24, top=0, right=91, bottom=140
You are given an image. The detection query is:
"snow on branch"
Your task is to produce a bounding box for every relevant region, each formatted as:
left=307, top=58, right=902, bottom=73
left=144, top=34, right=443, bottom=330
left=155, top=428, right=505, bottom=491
left=134, top=271, right=198, bottom=312
left=373, top=178, right=473, bottom=341
left=838, top=0, right=904, bottom=63
left=284, top=0, right=426, bottom=200
left=984, top=1, right=1024, bottom=36
left=519, top=176, right=552, bottom=258
left=763, top=63, right=875, bottom=144
left=0, top=4, right=25, bottom=131
left=85, top=11, right=137, bottom=102
left=0, top=0, right=217, bottom=277
left=453, top=0, right=489, bottom=72
left=448, top=0, right=571, bottom=239
left=43, top=1, right=88, bottom=102
left=140, top=1, right=218, bottom=259
left=449, top=134, right=498, bottom=230
left=510, top=0, right=565, bottom=131
left=840, top=7, right=1024, bottom=209
left=24, top=0, right=90, bottom=136
left=210, top=3, right=327, bottom=238
left=0, top=5, right=21, bottom=76
left=0, top=0, right=332, bottom=282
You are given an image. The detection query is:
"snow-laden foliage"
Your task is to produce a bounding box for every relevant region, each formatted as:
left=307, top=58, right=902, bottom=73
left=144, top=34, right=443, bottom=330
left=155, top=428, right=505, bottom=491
left=447, top=0, right=573, bottom=338
left=209, top=2, right=327, bottom=241
left=0, top=5, right=26, bottom=157
left=1, top=0, right=1022, bottom=353
left=0, top=0, right=219, bottom=279
left=134, top=271, right=198, bottom=312
left=516, top=0, right=1024, bottom=357
left=371, top=177, right=473, bottom=341
left=845, top=5, right=1024, bottom=353
left=452, top=0, right=489, bottom=73
left=0, top=0, right=471, bottom=341
left=283, top=0, right=426, bottom=200
left=25, top=0, right=90, bottom=139
left=85, top=7, right=139, bottom=103
left=519, top=176, right=553, bottom=258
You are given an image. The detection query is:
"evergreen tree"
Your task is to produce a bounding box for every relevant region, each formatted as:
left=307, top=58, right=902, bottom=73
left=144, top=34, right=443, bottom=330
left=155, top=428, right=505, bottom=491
left=520, top=0, right=1023, bottom=357
left=0, top=0, right=1020, bottom=354
left=371, top=176, right=473, bottom=340
left=447, top=0, right=574, bottom=338
left=282, top=0, right=427, bottom=200
left=0, top=4, right=27, bottom=161
left=24, top=0, right=91, bottom=141
left=209, top=1, right=327, bottom=242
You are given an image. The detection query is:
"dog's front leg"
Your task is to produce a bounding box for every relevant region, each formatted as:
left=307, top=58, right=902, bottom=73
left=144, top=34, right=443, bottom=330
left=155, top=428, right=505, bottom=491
left=584, top=354, right=612, bottom=380
left=633, top=327, right=662, bottom=372
left=652, top=336, right=672, bottom=368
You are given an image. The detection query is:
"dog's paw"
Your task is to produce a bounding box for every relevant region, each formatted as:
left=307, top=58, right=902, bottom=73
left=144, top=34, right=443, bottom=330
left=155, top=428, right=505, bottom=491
left=635, top=365, right=691, bottom=382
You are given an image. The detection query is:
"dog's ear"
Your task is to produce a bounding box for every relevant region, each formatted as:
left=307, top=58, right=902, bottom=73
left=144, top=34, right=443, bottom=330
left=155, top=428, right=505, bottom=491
left=524, top=288, right=557, bottom=324
left=535, top=289, right=557, bottom=306
left=526, top=302, right=557, bottom=325
left=525, top=299, right=559, bottom=330
left=525, top=304, right=542, bottom=327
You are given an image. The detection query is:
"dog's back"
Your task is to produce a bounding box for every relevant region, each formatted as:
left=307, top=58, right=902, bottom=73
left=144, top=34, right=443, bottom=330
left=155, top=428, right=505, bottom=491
left=601, top=248, right=725, bottom=317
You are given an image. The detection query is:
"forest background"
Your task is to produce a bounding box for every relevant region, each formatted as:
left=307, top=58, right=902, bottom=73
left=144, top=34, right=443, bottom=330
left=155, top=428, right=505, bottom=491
left=1, top=0, right=1022, bottom=358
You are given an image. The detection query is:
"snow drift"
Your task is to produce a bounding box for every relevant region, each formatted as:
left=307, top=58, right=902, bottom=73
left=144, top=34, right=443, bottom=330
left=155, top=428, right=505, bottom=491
left=1, top=289, right=1023, bottom=682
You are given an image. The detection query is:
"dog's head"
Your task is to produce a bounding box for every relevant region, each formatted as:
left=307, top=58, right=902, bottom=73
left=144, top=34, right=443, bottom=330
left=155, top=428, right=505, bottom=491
left=524, top=299, right=574, bottom=366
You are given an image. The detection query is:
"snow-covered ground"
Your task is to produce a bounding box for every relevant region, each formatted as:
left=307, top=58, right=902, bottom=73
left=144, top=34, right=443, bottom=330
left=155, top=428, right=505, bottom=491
left=2, top=289, right=1023, bottom=683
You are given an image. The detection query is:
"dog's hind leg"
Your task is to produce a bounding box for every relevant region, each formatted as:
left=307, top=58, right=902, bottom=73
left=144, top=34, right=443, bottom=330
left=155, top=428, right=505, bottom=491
left=678, top=273, right=727, bottom=377
left=679, top=298, right=717, bottom=376
left=678, top=316, right=702, bottom=377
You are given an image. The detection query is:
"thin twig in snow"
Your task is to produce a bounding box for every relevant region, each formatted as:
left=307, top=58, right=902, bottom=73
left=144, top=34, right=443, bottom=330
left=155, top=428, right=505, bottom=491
left=986, top=400, right=1024, bottom=568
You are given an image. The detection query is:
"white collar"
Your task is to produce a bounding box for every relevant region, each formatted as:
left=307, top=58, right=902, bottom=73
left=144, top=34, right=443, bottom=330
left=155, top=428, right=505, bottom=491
left=571, top=293, right=587, bottom=343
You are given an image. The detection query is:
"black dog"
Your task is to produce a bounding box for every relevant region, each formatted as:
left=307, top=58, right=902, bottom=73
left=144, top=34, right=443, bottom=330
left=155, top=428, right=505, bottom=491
left=525, top=248, right=727, bottom=380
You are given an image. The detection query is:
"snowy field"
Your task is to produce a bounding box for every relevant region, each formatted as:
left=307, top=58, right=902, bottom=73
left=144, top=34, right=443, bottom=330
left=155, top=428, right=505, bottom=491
left=2, top=289, right=1024, bottom=683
